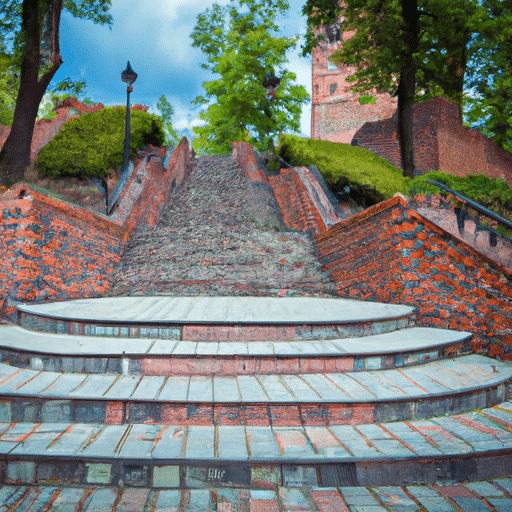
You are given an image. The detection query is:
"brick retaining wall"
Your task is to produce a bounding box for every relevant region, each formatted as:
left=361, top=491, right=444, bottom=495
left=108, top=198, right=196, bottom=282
left=315, top=195, right=512, bottom=358
left=233, top=141, right=340, bottom=234
left=352, top=97, right=512, bottom=182
left=0, top=137, right=192, bottom=320
left=0, top=185, right=127, bottom=319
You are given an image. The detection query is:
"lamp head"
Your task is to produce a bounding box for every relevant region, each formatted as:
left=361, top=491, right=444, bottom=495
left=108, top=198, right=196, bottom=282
left=121, top=61, right=137, bottom=86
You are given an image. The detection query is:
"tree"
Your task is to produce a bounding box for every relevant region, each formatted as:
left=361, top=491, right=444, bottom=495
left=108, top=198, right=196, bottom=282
left=464, top=0, right=512, bottom=152
left=156, top=95, right=180, bottom=146
left=0, top=0, right=112, bottom=185
left=191, top=0, right=309, bottom=154
left=302, top=0, right=477, bottom=178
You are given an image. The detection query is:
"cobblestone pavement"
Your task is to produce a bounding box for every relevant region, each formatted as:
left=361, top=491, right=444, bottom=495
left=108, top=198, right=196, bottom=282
left=2, top=479, right=512, bottom=511
left=109, top=155, right=334, bottom=297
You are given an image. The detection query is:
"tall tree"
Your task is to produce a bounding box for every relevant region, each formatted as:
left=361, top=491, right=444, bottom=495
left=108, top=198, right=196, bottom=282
left=0, top=0, right=112, bottom=185
left=465, top=0, right=512, bottom=152
left=191, top=0, right=309, bottom=155
left=302, top=0, right=477, bottom=178
left=156, top=95, right=181, bottom=146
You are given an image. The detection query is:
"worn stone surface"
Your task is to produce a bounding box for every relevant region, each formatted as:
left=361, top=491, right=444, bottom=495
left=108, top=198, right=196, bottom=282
left=109, top=155, right=334, bottom=298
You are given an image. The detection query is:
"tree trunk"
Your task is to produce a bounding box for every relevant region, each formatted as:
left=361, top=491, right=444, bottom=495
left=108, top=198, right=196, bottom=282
left=0, top=0, right=63, bottom=185
left=397, top=0, right=419, bottom=179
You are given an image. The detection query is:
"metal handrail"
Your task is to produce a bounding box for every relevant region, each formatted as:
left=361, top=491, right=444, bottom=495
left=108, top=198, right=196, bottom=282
left=426, top=179, right=512, bottom=232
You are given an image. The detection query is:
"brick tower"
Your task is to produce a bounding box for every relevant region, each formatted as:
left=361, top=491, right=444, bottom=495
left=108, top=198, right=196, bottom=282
left=311, top=12, right=396, bottom=143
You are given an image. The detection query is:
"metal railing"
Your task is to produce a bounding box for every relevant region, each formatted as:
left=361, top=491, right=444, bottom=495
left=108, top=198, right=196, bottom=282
left=426, top=179, right=512, bottom=245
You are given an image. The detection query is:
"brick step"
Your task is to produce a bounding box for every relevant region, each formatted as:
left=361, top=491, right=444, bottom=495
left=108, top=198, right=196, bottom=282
left=0, top=355, right=509, bottom=425
left=0, top=402, right=512, bottom=488
left=2, top=478, right=512, bottom=511
left=0, top=326, right=471, bottom=375
left=16, top=296, right=415, bottom=341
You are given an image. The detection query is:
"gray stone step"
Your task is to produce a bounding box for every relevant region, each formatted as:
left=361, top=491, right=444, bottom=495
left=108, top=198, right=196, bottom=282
left=0, top=402, right=511, bottom=488
left=17, top=296, right=415, bottom=341
left=2, top=478, right=512, bottom=511
left=0, top=325, right=471, bottom=374
left=0, top=355, right=508, bottom=425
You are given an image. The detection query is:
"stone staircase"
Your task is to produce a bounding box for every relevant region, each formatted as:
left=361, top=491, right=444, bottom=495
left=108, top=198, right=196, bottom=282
left=1, top=153, right=512, bottom=511
left=0, top=295, right=511, bottom=510
left=109, top=155, right=334, bottom=298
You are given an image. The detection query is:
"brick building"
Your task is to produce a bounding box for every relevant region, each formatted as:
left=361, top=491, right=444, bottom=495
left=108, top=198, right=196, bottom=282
left=310, top=13, right=396, bottom=143
left=310, top=7, right=512, bottom=182
left=352, top=97, right=512, bottom=183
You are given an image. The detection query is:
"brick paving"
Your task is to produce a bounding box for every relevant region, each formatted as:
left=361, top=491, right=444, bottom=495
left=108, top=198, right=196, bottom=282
left=109, top=155, right=334, bottom=297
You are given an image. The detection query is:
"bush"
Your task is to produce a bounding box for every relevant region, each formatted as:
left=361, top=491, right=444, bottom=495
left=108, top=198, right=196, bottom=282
left=35, top=107, right=165, bottom=179
left=358, top=94, right=376, bottom=105
left=277, top=134, right=409, bottom=207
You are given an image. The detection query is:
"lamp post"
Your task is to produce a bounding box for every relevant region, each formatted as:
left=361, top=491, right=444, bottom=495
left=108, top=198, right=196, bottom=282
left=121, top=61, right=138, bottom=174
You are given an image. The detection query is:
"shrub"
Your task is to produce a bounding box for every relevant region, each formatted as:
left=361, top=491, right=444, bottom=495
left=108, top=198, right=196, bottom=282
left=277, top=134, right=409, bottom=207
left=358, top=94, right=376, bottom=105
left=35, top=107, right=165, bottom=179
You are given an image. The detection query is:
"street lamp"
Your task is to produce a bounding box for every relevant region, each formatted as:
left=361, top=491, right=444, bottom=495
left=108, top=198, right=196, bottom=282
left=121, top=61, right=138, bottom=174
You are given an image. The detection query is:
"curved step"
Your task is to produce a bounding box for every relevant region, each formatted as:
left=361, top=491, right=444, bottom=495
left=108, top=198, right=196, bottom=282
left=17, top=296, right=415, bottom=341
left=1, top=478, right=512, bottom=510
left=0, top=355, right=509, bottom=425
left=0, top=402, right=511, bottom=488
left=0, top=325, right=471, bottom=375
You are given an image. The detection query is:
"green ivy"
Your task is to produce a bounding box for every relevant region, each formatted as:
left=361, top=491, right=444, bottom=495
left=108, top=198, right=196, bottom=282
left=35, top=107, right=165, bottom=180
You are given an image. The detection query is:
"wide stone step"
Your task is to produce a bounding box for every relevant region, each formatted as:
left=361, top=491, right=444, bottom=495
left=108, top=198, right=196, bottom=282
left=0, top=326, right=471, bottom=375
left=0, top=402, right=511, bottom=488
left=17, top=296, right=415, bottom=341
left=2, top=478, right=512, bottom=511
left=0, top=355, right=509, bottom=425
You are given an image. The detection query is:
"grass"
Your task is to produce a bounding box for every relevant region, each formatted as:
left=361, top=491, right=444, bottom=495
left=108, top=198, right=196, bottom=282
left=277, top=134, right=409, bottom=207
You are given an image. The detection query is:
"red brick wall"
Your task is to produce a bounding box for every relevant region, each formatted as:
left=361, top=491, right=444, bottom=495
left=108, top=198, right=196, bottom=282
left=0, top=185, right=127, bottom=319
left=233, top=142, right=339, bottom=234
left=270, top=168, right=328, bottom=234
left=315, top=195, right=512, bottom=358
left=352, top=97, right=512, bottom=183
left=0, top=137, right=192, bottom=320
left=111, top=138, right=191, bottom=232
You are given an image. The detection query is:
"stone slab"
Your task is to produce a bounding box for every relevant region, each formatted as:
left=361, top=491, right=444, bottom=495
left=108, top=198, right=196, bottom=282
left=17, top=296, right=414, bottom=325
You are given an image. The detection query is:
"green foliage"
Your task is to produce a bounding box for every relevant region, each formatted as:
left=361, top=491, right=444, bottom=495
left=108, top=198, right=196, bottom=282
left=38, top=78, right=92, bottom=120
left=357, top=93, right=376, bottom=105
left=409, top=171, right=512, bottom=221
left=156, top=95, right=180, bottom=146
left=35, top=107, right=164, bottom=179
left=190, top=0, right=309, bottom=154
left=303, top=0, right=477, bottom=103
left=277, top=134, right=408, bottom=206
left=0, top=1, right=113, bottom=56
left=0, top=45, right=18, bottom=126
left=464, top=0, right=512, bottom=152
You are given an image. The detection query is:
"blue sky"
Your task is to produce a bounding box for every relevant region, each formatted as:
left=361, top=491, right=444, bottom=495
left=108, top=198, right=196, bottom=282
left=53, top=0, right=313, bottom=139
